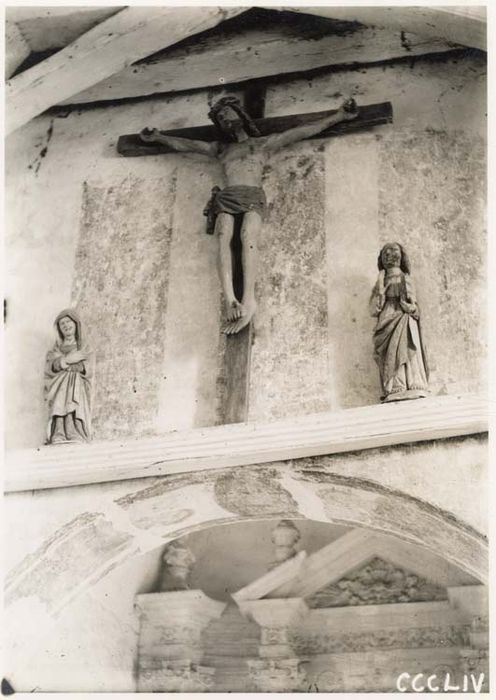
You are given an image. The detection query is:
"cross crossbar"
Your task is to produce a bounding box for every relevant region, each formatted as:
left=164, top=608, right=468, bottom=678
left=117, top=101, right=393, bottom=157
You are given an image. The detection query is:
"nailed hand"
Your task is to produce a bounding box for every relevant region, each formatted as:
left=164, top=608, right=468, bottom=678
left=139, top=127, right=159, bottom=142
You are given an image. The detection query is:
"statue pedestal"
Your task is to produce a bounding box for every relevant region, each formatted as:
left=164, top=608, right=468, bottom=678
left=382, top=389, right=428, bottom=402
left=135, top=590, right=226, bottom=691
left=239, top=598, right=309, bottom=691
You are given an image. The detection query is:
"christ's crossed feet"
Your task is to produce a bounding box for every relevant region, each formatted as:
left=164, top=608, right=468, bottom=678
left=223, top=298, right=256, bottom=335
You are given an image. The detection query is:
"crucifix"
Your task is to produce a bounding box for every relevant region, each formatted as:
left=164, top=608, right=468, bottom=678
left=117, top=88, right=392, bottom=423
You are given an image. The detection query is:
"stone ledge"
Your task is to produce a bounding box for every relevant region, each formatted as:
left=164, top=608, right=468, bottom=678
left=4, top=393, right=488, bottom=493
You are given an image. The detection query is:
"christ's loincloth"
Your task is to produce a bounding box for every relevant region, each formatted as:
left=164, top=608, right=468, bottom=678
left=203, top=185, right=267, bottom=234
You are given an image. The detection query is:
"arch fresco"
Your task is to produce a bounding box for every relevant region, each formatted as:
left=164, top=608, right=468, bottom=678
left=6, top=460, right=487, bottom=618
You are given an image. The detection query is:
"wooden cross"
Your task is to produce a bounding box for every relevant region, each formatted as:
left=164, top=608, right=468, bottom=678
left=117, top=100, right=392, bottom=157
left=117, top=88, right=392, bottom=424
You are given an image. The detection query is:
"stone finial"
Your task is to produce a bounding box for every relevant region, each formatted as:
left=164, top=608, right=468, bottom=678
left=270, top=520, right=301, bottom=569
left=159, top=541, right=196, bottom=592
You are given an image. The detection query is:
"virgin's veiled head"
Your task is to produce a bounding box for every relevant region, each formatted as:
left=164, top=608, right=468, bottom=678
left=377, top=242, right=411, bottom=274
left=54, top=308, right=83, bottom=349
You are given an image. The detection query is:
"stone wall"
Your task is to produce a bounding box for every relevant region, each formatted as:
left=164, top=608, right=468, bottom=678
left=5, top=51, right=486, bottom=447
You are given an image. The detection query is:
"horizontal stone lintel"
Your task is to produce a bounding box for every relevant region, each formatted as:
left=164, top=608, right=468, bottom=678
left=303, top=598, right=470, bottom=631
left=5, top=393, right=488, bottom=493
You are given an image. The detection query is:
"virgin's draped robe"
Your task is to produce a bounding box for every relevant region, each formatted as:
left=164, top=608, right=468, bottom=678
left=45, top=309, right=93, bottom=442
left=370, top=274, right=429, bottom=401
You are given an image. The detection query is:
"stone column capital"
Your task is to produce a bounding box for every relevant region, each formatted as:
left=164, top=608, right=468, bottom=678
left=238, top=597, right=308, bottom=629
left=136, top=590, right=226, bottom=627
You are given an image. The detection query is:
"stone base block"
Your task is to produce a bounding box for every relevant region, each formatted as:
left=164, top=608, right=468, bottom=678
left=137, top=662, right=216, bottom=692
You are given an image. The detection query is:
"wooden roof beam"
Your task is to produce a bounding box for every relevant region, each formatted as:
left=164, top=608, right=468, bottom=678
left=5, top=6, right=124, bottom=23
left=5, top=6, right=244, bottom=135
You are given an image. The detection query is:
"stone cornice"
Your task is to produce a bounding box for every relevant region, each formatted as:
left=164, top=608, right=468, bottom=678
left=4, top=393, right=488, bottom=493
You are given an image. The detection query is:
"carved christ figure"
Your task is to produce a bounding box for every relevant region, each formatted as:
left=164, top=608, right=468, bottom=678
left=140, top=95, right=358, bottom=334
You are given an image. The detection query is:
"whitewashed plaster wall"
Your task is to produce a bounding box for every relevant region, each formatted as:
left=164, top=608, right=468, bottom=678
left=5, top=51, right=486, bottom=448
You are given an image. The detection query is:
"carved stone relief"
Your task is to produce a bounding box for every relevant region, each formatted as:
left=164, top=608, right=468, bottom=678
left=307, top=556, right=447, bottom=608
left=293, top=624, right=470, bottom=656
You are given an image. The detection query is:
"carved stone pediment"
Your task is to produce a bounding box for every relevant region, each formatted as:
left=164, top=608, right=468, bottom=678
left=307, top=556, right=448, bottom=608
left=270, top=528, right=476, bottom=600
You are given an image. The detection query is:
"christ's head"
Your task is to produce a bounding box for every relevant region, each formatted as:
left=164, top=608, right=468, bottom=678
left=208, top=96, right=260, bottom=141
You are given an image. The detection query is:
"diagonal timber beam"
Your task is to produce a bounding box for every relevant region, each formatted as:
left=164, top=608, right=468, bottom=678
left=5, top=6, right=245, bottom=135
left=6, top=6, right=125, bottom=53
left=282, top=6, right=486, bottom=51
left=5, top=6, right=124, bottom=22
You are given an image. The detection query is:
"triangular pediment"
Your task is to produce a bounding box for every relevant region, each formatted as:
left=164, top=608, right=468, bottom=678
left=307, top=556, right=448, bottom=608
left=233, top=528, right=478, bottom=604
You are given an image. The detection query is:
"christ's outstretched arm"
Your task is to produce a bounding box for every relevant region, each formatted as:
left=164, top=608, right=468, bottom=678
left=140, top=128, right=218, bottom=157
left=262, top=99, right=359, bottom=152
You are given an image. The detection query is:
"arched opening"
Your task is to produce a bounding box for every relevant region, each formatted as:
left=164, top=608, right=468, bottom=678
left=4, top=516, right=487, bottom=692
